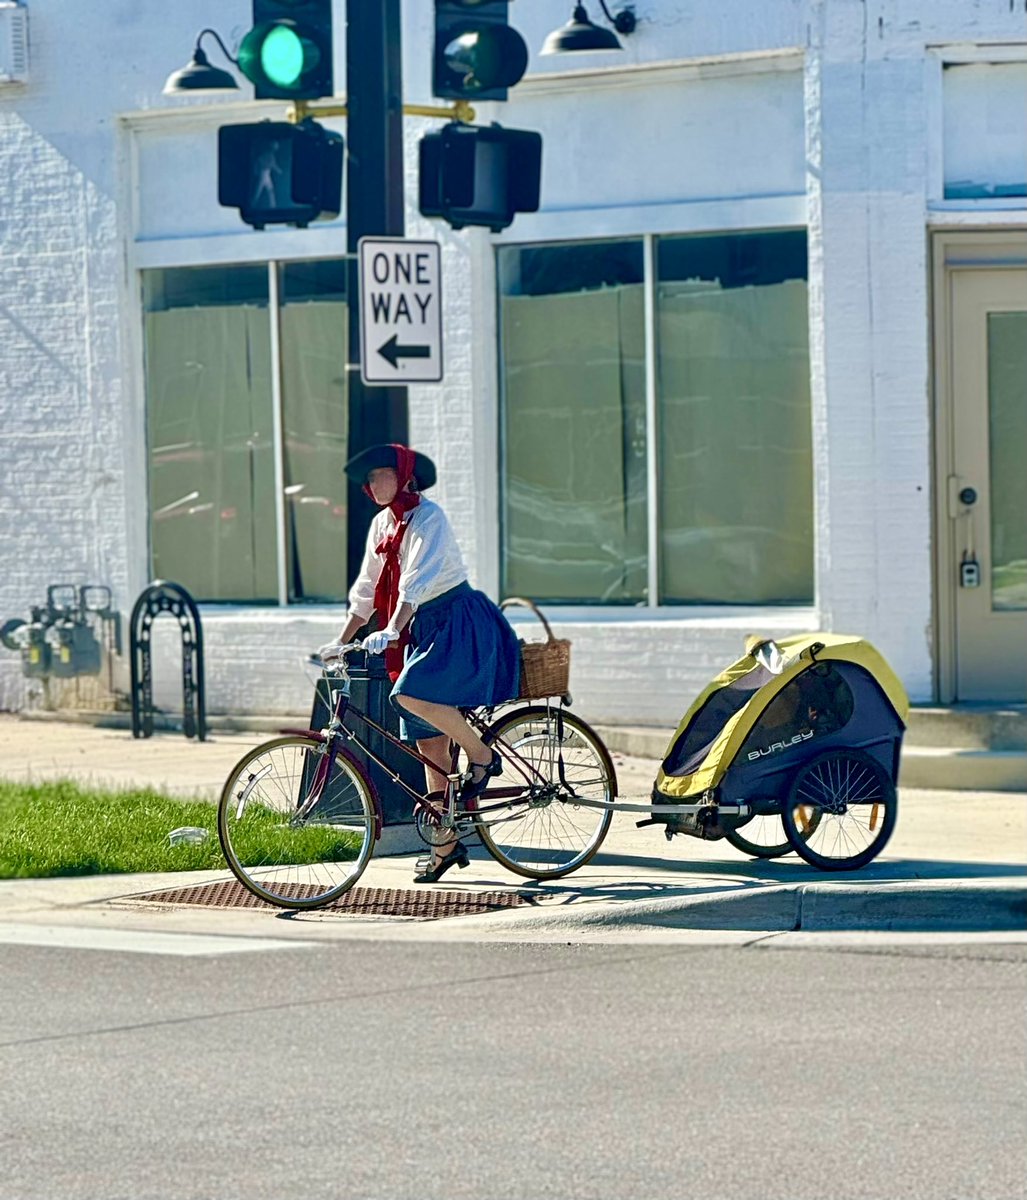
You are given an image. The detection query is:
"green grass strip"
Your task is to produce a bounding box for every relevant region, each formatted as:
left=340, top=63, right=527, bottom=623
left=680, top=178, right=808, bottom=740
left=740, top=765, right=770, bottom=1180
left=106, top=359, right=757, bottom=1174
left=0, top=779, right=361, bottom=880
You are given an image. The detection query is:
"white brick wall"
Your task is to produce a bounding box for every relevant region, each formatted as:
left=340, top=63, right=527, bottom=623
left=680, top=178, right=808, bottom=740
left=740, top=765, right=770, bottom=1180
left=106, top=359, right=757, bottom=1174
left=3, top=0, right=1025, bottom=725
left=0, top=111, right=128, bottom=711
left=805, top=2, right=935, bottom=701
left=0, top=0, right=253, bottom=708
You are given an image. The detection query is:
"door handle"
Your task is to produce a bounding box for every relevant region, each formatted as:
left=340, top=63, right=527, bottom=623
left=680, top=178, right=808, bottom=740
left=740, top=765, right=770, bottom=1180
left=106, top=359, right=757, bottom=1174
left=956, top=482, right=980, bottom=588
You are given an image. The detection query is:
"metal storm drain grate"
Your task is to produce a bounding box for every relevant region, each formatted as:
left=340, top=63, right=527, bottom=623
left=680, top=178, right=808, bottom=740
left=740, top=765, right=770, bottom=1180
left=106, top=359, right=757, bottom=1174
left=129, top=880, right=535, bottom=920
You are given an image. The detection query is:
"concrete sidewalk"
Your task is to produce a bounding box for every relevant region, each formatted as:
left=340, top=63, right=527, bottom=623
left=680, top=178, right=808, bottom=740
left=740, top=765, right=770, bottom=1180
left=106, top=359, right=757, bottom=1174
left=1, top=714, right=1024, bottom=938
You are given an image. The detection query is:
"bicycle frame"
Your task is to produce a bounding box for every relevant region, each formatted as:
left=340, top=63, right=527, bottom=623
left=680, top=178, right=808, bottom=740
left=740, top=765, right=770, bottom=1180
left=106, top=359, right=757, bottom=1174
left=287, top=662, right=566, bottom=838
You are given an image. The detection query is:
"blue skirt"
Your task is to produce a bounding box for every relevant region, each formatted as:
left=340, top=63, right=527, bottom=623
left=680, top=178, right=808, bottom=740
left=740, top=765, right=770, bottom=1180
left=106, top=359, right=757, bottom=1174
left=391, top=582, right=521, bottom=741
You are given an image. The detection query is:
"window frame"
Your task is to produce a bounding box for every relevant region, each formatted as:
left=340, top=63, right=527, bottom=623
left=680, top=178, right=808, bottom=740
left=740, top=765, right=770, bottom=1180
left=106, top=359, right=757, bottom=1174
left=142, top=257, right=350, bottom=608
left=496, top=226, right=816, bottom=613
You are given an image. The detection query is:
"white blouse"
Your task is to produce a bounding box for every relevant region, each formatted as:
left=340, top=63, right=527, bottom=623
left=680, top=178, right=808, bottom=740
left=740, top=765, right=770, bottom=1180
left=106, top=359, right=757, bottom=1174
left=347, top=498, right=468, bottom=621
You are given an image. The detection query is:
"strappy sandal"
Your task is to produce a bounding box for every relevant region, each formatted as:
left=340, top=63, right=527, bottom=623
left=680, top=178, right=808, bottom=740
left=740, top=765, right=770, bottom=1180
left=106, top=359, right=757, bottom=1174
left=413, top=841, right=470, bottom=883
left=414, top=847, right=453, bottom=872
left=459, top=750, right=502, bottom=804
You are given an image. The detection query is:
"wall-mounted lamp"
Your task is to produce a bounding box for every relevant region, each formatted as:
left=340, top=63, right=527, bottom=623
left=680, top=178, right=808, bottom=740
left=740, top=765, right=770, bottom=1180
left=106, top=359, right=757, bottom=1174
left=540, top=2, right=636, bottom=55
left=163, top=29, right=240, bottom=95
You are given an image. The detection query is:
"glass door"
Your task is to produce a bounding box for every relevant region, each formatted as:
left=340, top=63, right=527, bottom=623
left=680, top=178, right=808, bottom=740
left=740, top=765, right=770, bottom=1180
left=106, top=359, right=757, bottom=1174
left=950, top=268, right=1027, bottom=701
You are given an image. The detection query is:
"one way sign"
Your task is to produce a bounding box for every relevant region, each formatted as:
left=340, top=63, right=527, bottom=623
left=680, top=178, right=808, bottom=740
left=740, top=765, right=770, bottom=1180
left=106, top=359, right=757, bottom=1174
left=359, top=238, right=443, bottom=385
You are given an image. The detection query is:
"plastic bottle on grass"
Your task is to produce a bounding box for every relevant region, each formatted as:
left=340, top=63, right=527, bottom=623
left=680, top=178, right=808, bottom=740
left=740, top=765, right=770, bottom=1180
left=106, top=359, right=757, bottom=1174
left=168, top=826, right=209, bottom=847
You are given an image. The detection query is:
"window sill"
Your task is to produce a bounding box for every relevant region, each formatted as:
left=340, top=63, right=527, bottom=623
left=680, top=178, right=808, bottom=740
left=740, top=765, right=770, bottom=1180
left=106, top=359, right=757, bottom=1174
left=500, top=604, right=818, bottom=627
left=195, top=604, right=345, bottom=622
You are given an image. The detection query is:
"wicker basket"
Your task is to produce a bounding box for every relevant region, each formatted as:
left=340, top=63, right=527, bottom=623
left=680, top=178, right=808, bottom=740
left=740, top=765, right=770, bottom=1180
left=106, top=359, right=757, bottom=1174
left=500, top=597, right=571, bottom=700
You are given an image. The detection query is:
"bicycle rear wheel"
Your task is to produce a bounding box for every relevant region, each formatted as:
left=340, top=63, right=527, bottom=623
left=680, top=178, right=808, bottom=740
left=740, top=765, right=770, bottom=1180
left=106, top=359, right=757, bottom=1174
left=217, top=736, right=376, bottom=910
left=473, top=706, right=615, bottom=880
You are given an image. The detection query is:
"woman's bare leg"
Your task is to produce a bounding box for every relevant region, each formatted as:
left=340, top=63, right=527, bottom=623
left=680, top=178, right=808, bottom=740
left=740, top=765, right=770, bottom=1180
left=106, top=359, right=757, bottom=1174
left=416, top=732, right=459, bottom=863
left=416, top=733, right=452, bottom=798
left=396, top=695, right=490, bottom=765
left=401, top=698, right=493, bottom=866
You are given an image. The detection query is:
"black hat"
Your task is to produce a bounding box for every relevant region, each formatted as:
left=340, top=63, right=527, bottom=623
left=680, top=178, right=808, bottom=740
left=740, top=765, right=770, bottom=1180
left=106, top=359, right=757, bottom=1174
left=344, top=443, right=437, bottom=491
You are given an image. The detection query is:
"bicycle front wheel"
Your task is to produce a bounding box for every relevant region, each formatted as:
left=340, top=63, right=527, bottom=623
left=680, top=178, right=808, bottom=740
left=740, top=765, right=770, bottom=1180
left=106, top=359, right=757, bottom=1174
left=474, top=707, right=615, bottom=880
left=217, top=736, right=376, bottom=910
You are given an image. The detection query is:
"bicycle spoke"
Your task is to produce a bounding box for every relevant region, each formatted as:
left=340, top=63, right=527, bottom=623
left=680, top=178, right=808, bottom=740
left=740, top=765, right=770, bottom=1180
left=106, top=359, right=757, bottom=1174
left=784, top=749, right=896, bottom=871
left=474, top=709, right=614, bottom=879
left=218, top=737, right=375, bottom=909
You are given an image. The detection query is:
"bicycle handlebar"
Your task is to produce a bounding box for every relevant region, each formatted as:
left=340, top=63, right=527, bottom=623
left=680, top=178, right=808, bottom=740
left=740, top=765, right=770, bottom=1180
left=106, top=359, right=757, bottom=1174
left=297, top=644, right=364, bottom=692
left=308, top=641, right=364, bottom=672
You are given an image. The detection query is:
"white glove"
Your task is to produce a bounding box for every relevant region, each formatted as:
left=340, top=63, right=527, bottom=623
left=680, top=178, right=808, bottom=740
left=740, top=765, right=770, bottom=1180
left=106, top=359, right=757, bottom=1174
left=362, top=627, right=400, bottom=656
left=317, top=640, right=345, bottom=664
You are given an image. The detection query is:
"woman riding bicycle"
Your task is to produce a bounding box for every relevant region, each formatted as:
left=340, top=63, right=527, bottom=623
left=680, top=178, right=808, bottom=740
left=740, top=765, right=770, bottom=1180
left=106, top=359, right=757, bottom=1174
left=320, top=443, right=522, bottom=882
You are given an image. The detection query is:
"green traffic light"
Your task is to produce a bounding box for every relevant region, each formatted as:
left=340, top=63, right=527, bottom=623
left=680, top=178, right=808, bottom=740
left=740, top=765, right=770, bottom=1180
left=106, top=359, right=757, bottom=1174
left=238, top=19, right=326, bottom=96
left=261, top=25, right=305, bottom=87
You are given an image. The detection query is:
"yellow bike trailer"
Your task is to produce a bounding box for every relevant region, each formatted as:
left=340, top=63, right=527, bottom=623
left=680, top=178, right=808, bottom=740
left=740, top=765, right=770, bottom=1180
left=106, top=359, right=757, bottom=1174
left=648, top=632, right=909, bottom=871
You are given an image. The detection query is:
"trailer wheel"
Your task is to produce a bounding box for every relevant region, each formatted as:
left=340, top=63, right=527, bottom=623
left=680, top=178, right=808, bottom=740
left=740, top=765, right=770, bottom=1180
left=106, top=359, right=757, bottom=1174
left=725, top=809, right=822, bottom=860
left=782, top=749, right=897, bottom=871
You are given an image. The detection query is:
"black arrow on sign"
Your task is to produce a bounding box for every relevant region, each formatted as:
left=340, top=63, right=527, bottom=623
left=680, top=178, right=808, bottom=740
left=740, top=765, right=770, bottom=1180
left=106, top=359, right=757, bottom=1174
left=377, top=334, right=431, bottom=369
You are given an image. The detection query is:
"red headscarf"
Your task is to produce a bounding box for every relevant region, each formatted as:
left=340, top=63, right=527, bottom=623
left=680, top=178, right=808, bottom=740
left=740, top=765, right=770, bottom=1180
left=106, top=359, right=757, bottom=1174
left=364, top=445, right=421, bottom=681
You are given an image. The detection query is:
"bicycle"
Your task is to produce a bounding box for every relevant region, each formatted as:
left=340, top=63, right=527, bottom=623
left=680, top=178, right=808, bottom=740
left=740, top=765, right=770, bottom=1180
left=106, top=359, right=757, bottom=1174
left=216, top=645, right=619, bottom=911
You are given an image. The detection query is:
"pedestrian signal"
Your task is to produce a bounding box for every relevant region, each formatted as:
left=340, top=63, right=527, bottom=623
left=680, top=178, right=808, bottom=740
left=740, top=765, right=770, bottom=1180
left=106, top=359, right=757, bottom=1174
left=419, top=122, right=542, bottom=233
left=218, top=120, right=343, bottom=229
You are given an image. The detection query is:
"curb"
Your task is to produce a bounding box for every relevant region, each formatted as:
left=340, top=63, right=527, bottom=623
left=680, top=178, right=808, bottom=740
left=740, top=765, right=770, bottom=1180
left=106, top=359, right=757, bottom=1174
left=899, top=747, right=1027, bottom=792
left=462, top=879, right=1027, bottom=934
left=2, top=873, right=1024, bottom=937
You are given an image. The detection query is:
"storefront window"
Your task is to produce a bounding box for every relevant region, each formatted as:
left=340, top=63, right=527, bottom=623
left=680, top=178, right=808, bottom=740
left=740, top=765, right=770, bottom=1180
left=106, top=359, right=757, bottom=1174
left=656, top=230, right=814, bottom=603
left=497, top=231, right=814, bottom=606
left=143, top=260, right=348, bottom=604
left=278, top=260, right=348, bottom=602
left=497, top=241, right=647, bottom=602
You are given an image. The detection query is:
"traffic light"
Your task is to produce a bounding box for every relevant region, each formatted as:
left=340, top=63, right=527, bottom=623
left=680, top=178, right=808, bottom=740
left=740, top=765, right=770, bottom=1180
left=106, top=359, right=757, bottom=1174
left=238, top=0, right=333, bottom=100
left=419, top=122, right=541, bottom=233
left=433, top=1, right=529, bottom=101
left=218, top=120, right=343, bottom=229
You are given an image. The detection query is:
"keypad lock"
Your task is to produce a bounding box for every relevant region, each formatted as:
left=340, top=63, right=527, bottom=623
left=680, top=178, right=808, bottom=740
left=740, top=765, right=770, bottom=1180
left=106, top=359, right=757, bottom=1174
left=960, top=555, right=980, bottom=589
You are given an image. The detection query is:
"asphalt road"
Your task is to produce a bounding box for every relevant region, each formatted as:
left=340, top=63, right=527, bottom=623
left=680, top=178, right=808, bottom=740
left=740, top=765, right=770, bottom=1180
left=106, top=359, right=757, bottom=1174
left=2, top=938, right=1025, bottom=1200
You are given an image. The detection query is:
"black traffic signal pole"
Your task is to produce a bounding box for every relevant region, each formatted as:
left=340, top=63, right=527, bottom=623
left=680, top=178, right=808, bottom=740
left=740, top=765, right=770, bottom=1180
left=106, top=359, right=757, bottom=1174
left=331, top=0, right=428, bottom=833
left=345, top=0, right=408, bottom=584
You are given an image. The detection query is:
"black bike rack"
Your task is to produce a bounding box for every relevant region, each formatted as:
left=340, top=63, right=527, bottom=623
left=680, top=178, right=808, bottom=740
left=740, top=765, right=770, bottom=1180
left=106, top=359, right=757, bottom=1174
left=129, top=581, right=206, bottom=741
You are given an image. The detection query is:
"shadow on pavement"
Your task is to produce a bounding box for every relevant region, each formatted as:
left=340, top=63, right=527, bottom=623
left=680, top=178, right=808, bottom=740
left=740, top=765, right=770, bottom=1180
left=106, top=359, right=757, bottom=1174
left=584, top=849, right=1027, bottom=882
left=449, top=847, right=1027, bottom=910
